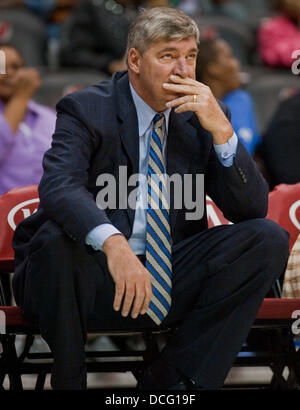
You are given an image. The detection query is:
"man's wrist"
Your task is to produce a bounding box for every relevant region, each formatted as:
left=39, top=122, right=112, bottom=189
left=102, top=234, right=128, bottom=256
left=212, top=123, right=234, bottom=145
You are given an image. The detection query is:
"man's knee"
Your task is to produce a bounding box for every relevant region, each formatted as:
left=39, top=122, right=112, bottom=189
left=25, top=220, right=87, bottom=291
left=250, top=218, right=289, bottom=251
left=29, top=220, right=79, bottom=261
left=249, top=218, right=290, bottom=280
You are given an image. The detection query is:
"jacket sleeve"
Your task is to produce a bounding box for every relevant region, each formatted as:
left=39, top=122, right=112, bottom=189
left=38, top=94, right=111, bottom=244
left=205, top=103, right=269, bottom=223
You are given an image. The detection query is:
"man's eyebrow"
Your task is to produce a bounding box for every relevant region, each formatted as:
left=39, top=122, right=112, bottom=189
left=158, top=47, right=198, bottom=54
left=158, top=47, right=178, bottom=53
left=187, top=48, right=198, bottom=53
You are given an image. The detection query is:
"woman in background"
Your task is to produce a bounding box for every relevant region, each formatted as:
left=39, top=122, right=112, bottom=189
left=258, top=0, right=300, bottom=68
left=196, top=36, right=261, bottom=156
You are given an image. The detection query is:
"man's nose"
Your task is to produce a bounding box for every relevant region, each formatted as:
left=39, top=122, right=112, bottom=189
left=172, top=58, right=188, bottom=78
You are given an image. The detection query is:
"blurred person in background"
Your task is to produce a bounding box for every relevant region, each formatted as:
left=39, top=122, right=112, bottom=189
left=59, top=0, right=167, bottom=75
left=258, top=0, right=300, bottom=68
left=196, top=36, right=261, bottom=156
left=24, top=0, right=80, bottom=40
left=0, top=1, right=79, bottom=23
left=0, top=44, right=55, bottom=196
left=0, top=1, right=79, bottom=35
left=176, top=0, right=248, bottom=22
left=259, top=89, right=300, bottom=189
left=0, top=1, right=80, bottom=67
left=0, top=0, right=23, bottom=7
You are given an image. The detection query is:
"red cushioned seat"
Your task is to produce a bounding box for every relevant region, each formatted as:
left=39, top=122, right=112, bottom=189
left=257, top=298, right=300, bottom=319
left=0, top=306, right=32, bottom=328
left=0, top=185, right=39, bottom=270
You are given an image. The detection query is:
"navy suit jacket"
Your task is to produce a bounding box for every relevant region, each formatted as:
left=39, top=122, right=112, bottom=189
left=12, top=71, right=269, bottom=301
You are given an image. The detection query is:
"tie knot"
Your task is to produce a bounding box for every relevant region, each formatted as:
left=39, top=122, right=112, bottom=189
left=153, top=113, right=165, bottom=144
left=153, top=113, right=165, bottom=129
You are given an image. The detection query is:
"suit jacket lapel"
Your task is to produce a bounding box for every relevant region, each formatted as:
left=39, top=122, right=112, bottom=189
left=115, top=72, right=139, bottom=227
left=115, top=72, right=140, bottom=175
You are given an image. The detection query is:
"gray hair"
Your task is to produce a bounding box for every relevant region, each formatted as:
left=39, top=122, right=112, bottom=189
left=125, top=7, right=200, bottom=60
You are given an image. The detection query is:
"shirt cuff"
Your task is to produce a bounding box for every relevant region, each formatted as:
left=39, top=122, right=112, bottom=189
left=85, top=223, right=122, bottom=251
left=213, top=132, right=238, bottom=167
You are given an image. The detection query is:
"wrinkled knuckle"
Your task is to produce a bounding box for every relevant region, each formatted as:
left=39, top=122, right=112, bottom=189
left=136, top=293, right=144, bottom=302
left=116, top=283, right=124, bottom=292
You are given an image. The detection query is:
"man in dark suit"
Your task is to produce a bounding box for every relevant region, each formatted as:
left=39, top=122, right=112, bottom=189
left=12, top=7, right=289, bottom=390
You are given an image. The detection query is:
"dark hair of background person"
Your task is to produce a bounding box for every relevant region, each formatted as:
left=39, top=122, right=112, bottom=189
left=196, top=37, right=219, bottom=84
left=195, top=36, right=241, bottom=99
left=273, top=0, right=300, bottom=20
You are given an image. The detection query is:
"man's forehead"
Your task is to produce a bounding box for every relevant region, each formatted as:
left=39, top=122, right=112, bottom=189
left=150, top=36, right=198, bottom=52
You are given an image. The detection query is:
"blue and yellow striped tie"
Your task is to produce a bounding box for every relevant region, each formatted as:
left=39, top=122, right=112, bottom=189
left=146, top=113, right=172, bottom=325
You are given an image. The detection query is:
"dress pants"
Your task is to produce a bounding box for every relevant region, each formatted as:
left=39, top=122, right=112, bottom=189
left=14, top=218, right=289, bottom=389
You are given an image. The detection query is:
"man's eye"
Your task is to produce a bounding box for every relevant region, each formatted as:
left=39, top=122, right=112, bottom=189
left=161, top=54, right=173, bottom=59
left=187, top=54, right=197, bottom=60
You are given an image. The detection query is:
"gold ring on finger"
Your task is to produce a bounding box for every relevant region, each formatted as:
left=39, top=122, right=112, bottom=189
left=193, top=94, right=197, bottom=102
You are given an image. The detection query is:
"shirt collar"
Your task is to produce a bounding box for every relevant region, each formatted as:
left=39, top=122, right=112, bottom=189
left=129, top=83, right=171, bottom=137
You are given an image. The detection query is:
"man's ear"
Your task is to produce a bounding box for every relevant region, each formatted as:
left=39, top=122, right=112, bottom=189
left=127, top=48, right=141, bottom=74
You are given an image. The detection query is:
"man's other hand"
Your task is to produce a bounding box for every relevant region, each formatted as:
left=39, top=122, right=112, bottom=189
left=102, top=235, right=152, bottom=319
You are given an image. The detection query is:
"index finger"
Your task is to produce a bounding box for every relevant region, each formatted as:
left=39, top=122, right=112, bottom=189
left=163, top=82, right=197, bottom=95
left=168, top=75, right=206, bottom=87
